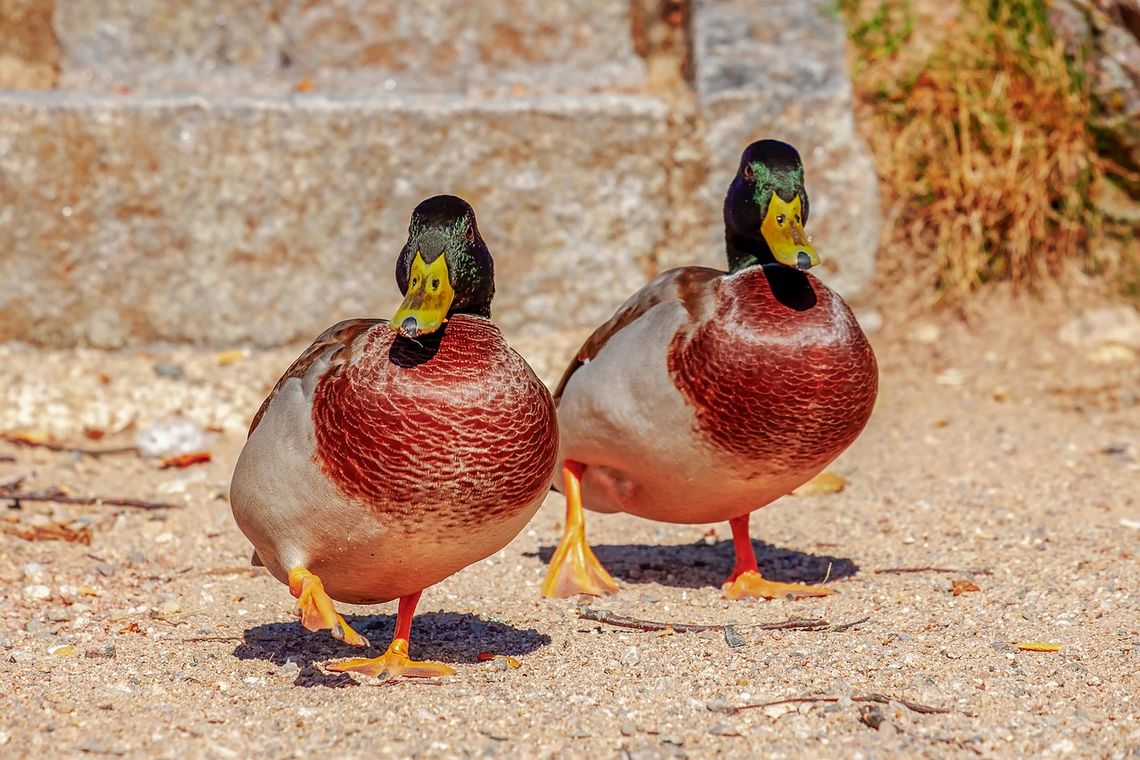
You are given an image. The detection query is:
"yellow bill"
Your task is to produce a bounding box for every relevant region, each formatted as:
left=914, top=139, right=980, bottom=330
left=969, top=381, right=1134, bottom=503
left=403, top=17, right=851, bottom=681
left=391, top=252, right=455, bottom=338
left=760, top=193, right=819, bottom=270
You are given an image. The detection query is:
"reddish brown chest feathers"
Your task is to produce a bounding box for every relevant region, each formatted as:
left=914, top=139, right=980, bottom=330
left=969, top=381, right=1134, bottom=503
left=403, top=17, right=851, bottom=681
left=667, top=266, right=878, bottom=475
left=310, top=316, right=558, bottom=532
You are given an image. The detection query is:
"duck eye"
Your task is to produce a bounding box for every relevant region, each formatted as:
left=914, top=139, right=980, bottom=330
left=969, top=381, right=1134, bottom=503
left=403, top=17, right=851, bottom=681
left=776, top=214, right=786, bottom=226
left=743, top=164, right=755, bottom=181
left=464, top=225, right=475, bottom=244
left=411, top=276, right=419, bottom=287
left=431, top=278, right=440, bottom=290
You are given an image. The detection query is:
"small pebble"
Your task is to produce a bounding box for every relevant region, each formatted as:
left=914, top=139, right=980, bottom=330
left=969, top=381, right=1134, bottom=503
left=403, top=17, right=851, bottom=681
left=24, top=585, right=51, bottom=601
left=620, top=722, right=636, bottom=736
left=723, top=625, right=746, bottom=648
left=621, top=645, right=640, bottom=667
left=152, top=362, right=186, bottom=380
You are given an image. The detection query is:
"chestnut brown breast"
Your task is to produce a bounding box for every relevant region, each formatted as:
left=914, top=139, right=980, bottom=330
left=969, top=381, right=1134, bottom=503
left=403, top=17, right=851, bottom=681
left=311, top=316, right=558, bottom=533
left=667, top=265, right=878, bottom=476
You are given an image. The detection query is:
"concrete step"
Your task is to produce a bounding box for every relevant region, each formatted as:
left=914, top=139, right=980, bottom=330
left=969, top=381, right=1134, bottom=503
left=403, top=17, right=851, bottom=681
left=0, top=1, right=881, bottom=348
left=682, top=0, right=880, bottom=293
left=0, top=92, right=670, bottom=347
left=54, top=0, right=647, bottom=96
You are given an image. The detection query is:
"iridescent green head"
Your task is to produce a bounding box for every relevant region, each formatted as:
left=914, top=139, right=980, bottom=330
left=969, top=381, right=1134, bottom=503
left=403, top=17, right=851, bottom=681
left=723, top=140, right=819, bottom=273
left=391, top=195, right=495, bottom=338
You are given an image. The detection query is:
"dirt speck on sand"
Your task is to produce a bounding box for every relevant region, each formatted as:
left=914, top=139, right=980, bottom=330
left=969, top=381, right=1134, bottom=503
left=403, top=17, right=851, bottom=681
left=0, top=290, right=1137, bottom=758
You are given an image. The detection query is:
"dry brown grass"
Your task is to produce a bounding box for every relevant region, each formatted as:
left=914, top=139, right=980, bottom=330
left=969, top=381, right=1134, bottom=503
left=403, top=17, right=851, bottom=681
left=841, top=0, right=1104, bottom=302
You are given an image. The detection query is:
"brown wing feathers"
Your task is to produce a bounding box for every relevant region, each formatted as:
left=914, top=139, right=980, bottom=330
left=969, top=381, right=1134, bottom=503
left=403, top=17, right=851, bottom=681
left=247, top=318, right=382, bottom=437
left=552, top=267, right=722, bottom=402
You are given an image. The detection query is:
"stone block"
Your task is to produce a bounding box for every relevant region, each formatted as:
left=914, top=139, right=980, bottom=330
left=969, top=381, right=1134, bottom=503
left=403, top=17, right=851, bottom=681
left=0, top=92, right=669, bottom=347
left=54, top=0, right=646, bottom=95
left=685, top=0, right=880, bottom=299
left=0, top=0, right=58, bottom=89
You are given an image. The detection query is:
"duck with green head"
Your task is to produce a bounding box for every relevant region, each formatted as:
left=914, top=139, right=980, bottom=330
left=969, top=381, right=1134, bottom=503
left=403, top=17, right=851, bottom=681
left=230, top=195, right=558, bottom=677
left=543, top=140, right=878, bottom=600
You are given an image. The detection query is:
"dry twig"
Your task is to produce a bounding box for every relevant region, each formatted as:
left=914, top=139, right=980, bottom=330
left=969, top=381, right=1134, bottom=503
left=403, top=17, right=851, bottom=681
left=728, top=693, right=950, bottom=716
left=577, top=608, right=869, bottom=635
left=0, top=434, right=139, bottom=458
left=874, top=566, right=992, bottom=576
left=0, top=487, right=178, bottom=511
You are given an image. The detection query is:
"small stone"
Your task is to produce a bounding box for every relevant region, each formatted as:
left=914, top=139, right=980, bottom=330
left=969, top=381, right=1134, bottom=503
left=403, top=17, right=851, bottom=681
left=49, top=644, right=77, bottom=657
left=47, top=607, right=74, bottom=623
left=152, top=362, right=186, bottom=380
left=909, top=323, right=941, bottom=344
left=100, top=644, right=116, bottom=658
left=126, top=550, right=145, bottom=565
left=935, top=368, right=965, bottom=387
left=24, top=584, right=51, bottom=601
left=1058, top=306, right=1140, bottom=349
left=95, top=563, right=116, bottom=577
left=723, top=625, right=746, bottom=649
left=620, top=721, right=636, bottom=736
left=279, top=659, right=301, bottom=678
left=621, top=645, right=640, bottom=667
left=859, top=704, right=885, bottom=730
left=709, top=724, right=739, bottom=736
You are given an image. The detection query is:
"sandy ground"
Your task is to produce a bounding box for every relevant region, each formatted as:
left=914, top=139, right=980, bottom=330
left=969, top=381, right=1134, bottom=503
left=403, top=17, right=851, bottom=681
left=0, top=290, right=1137, bottom=759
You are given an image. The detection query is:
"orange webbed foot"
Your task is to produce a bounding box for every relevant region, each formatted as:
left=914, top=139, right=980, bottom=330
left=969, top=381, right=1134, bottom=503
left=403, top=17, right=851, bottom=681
left=542, top=526, right=619, bottom=598
left=541, top=461, right=618, bottom=599
left=288, top=567, right=370, bottom=648
left=326, top=639, right=454, bottom=680
left=723, top=570, right=834, bottom=600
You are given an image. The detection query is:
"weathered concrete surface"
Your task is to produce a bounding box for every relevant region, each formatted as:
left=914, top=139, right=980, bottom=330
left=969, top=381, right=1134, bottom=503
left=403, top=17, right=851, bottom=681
left=1050, top=0, right=1140, bottom=206
left=685, top=0, right=880, bottom=299
left=0, top=0, right=58, bottom=89
left=54, top=0, right=646, bottom=95
left=0, top=92, right=669, bottom=347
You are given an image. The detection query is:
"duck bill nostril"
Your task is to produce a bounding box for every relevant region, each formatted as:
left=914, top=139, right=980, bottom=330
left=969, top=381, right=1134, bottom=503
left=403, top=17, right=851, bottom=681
left=399, top=316, right=420, bottom=336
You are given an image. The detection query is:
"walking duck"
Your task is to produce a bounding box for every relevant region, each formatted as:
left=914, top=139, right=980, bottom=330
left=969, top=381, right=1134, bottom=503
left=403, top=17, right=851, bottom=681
left=543, top=140, right=878, bottom=600
left=231, top=195, right=559, bottom=677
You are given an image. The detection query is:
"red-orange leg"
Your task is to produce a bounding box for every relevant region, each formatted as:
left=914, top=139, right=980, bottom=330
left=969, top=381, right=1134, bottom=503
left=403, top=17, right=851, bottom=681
left=326, top=590, right=455, bottom=679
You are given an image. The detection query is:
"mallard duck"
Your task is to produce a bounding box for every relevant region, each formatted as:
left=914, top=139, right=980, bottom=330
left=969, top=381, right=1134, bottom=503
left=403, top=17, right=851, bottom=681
left=542, top=140, right=878, bottom=600
left=230, top=195, right=559, bottom=677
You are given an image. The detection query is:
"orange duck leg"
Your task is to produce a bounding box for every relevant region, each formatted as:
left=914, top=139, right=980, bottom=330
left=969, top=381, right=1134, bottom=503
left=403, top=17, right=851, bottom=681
left=326, top=591, right=455, bottom=679
left=722, top=513, right=834, bottom=600
left=541, top=461, right=619, bottom=598
left=288, top=567, right=369, bottom=647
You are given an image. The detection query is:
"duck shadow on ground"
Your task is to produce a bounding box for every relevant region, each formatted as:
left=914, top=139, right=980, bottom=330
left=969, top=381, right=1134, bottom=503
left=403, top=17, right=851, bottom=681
left=233, top=612, right=550, bottom=688
left=536, top=539, right=858, bottom=590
